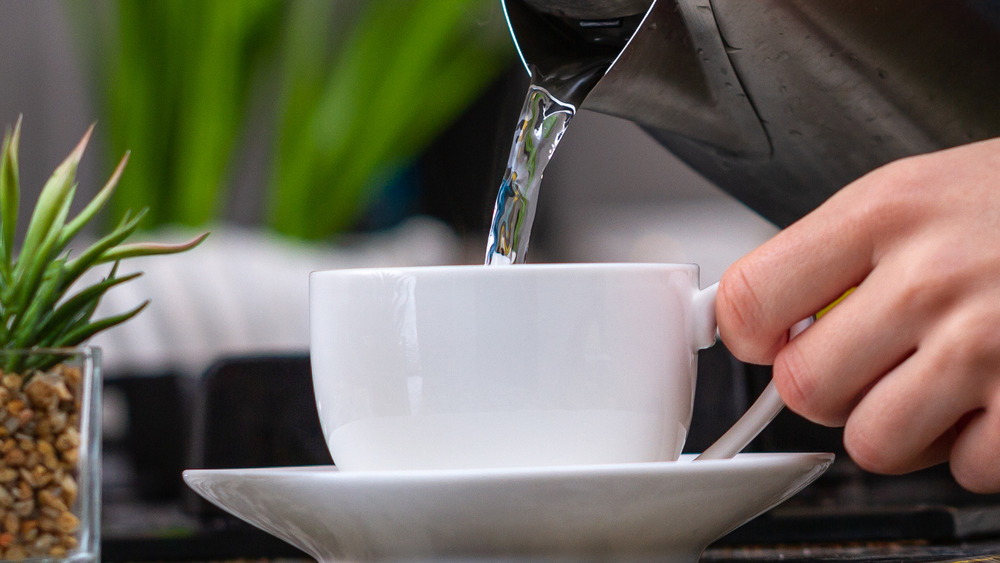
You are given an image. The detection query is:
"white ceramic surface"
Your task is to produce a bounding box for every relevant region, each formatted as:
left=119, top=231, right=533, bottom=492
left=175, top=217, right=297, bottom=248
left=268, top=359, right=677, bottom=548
left=184, top=452, right=833, bottom=563
left=310, top=263, right=718, bottom=471
left=697, top=317, right=814, bottom=460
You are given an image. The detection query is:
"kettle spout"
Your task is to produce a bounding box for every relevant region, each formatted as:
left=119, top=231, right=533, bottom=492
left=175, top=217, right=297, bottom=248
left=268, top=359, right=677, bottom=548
left=502, top=0, right=770, bottom=156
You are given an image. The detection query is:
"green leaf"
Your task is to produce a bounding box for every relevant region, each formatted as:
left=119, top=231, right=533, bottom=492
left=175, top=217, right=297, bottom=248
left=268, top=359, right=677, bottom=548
left=61, top=208, right=146, bottom=287
left=16, top=125, right=91, bottom=276
left=50, top=299, right=149, bottom=348
left=7, top=265, right=68, bottom=349
left=0, top=116, right=21, bottom=274
left=59, top=152, right=130, bottom=249
left=37, top=266, right=142, bottom=344
left=12, top=184, right=76, bottom=316
left=96, top=232, right=209, bottom=263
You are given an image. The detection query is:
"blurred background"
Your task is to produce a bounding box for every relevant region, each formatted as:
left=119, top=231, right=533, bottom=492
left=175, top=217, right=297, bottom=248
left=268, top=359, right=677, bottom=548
left=0, top=0, right=777, bottom=378
left=10, top=3, right=1000, bottom=561
left=0, top=2, right=779, bottom=558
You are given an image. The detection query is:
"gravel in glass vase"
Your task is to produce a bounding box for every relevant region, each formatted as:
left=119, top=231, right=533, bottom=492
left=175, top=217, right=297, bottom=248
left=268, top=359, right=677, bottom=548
left=0, top=118, right=206, bottom=560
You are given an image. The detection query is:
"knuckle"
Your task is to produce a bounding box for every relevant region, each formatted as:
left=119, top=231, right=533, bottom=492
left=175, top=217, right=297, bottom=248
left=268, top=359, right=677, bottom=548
left=772, top=344, right=837, bottom=425
left=947, top=308, right=1000, bottom=375
left=942, top=335, right=986, bottom=382
left=923, top=305, right=1000, bottom=394
left=950, top=460, right=1000, bottom=494
left=844, top=156, right=934, bottom=242
left=867, top=154, right=934, bottom=203
left=889, top=249, right=963, bottom=318
left=950, top=404, right=1000, bottom=493
left=950, top=427, right=1000, bottom=493
left=843, top=419, right=909, bottom=475
left=717, top=266, right=779, bottom=364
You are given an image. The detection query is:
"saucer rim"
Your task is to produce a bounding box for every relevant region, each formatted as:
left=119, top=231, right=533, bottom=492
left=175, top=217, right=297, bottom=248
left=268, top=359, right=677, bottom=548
left=183, top=451, right=835, bottom=482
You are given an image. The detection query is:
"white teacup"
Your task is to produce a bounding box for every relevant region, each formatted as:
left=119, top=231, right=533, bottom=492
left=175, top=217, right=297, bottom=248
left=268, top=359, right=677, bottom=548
left=309, top=263, right=722, bottom=472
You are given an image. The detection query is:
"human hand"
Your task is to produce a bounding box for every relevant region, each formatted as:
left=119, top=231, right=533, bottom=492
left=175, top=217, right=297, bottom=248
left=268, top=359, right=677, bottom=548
left=716, top=137, right=1000, bottom=493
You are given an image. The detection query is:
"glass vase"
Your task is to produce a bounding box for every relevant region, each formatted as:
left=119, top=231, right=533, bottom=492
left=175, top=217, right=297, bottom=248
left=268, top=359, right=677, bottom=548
left=0, top=348, right=100, bottom=562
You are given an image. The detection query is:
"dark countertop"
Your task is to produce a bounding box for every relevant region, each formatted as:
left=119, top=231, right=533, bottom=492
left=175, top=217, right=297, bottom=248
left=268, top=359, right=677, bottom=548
left=101, top=496, right=1000, bottom=563
left=704, top=542, right=1000, bottom=563
left=100, top=360, right=1000, bottom=562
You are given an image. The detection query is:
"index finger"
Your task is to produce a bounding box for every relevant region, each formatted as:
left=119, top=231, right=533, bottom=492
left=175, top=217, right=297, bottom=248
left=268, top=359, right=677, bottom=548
left=716, top=184, right=876, bottom=364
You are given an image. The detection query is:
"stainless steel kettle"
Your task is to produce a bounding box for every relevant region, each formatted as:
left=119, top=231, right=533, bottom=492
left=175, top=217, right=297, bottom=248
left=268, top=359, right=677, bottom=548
left=503, top=0, right=1000, bottom=227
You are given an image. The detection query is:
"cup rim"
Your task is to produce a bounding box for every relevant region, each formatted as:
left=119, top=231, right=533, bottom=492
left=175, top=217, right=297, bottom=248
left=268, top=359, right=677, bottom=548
left=309, top=262, right=701, bottom=279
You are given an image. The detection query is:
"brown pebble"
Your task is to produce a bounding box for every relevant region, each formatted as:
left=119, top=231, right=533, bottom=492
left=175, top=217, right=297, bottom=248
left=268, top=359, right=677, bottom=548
left=37, top=490, right=67, bottom=513
left=46, top=412, right=66, bottom=434
left=3, top=449, right=25, bottom=467
left=30, top=466, right=51, bottom=488
left=32, top=532, right=56, bottom=552
left=42, top=454, right=58, bottom=472
left=35, top=440, right=53, bottom=457
left=55, top=512, right=78, bottom=535
left=23, top=379, right=55, bottom=410
left=61, top=448, right=78, bottom=466
left=4, top=544, right=26, bottom=559
left=5, top=401, right=24, bottom=417
left=55, top=428, right=78, bottom=452
left=0, top=468, right=16, bottom=483
left=36, top=441, right=58, bottom=472
left=37, top=515, right=54, bottom=533
left=52, top=382, right=72, bottom=403
left=14, top=410, right=31, bottom=427
left=15, top=482, right=29, bottom=501
left=62, top=367, right=81, bottom=389
left=12, top=499, right=32, bottom=518
left=35, top=415, right=51, bottom=433
left=60, top=476, right=77, bottom=507
left=39, top=506, right=61, bottom=521
left=15, top=438, right=32, bottom=453
left=17, top=470, right=35, bottom=489
left=1, top=511, right=14, bottom=535
left=2, top=375, right=22, bottom=391
left=0, top=531, right=12, bottom=547
left=23, top=451, right=39, bottom=470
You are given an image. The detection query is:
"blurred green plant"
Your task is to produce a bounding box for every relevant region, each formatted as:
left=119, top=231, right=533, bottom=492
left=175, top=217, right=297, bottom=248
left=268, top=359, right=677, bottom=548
left=75, top=0, right=513, bottom=239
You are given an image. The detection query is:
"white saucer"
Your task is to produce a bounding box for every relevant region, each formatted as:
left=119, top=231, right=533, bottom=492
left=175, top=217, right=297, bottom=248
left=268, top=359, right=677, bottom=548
left=184, top=453, right=833, bottom=563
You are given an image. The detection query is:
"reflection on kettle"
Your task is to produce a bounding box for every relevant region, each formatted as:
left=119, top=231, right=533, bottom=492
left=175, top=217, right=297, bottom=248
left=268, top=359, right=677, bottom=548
left=503, top=0, right=1000, bottom=227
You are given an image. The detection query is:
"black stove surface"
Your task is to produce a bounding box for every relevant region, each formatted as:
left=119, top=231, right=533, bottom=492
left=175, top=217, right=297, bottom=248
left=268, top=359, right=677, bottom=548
left=99, top=352, right=1000, bottom=561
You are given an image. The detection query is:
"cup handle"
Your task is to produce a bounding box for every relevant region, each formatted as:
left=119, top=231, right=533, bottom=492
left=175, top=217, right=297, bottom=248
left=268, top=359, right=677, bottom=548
left=691, top=282, right=814, bottom=461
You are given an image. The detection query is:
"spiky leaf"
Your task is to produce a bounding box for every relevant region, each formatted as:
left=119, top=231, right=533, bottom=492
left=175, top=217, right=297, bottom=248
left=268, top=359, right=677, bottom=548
left=0, top=121, right=207, bottom=376
left=0, top=117, right=21, bottom=275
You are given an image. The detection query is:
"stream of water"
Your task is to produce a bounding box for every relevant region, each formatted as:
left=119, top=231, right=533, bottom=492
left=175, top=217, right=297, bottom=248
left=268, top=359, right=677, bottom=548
left=484, top=60, right=611, bottom=265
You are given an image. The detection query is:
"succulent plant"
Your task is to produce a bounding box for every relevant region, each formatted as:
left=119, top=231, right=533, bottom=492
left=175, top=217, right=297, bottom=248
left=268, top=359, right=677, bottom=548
left=0, top=117, right=207, bottom=373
